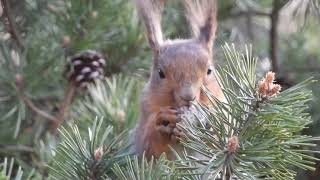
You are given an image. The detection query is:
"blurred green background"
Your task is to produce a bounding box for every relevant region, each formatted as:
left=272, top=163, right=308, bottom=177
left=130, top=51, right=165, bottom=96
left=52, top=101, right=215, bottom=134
left=0, top=0, right=319, bottom=179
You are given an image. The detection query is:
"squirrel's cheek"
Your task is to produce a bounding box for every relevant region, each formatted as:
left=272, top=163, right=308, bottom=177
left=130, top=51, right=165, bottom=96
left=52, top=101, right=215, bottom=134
left=202, top=77, right=209, bottom=86
left=199, top=92, right=210, bottom=105
left=204, top=73, right=216, bottom=84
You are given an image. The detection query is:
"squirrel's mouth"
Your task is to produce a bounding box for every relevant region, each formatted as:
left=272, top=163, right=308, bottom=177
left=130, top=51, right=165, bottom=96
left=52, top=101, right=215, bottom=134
left=173, top=94, right=198, bottom=108
left=177, top=101, right=192, bottom=108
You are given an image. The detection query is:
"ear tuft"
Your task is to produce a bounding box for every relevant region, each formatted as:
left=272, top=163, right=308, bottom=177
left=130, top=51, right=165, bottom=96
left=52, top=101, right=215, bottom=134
left=135, top=0, right=165, bottom=54
left=184, top=0, right=218, bottom=51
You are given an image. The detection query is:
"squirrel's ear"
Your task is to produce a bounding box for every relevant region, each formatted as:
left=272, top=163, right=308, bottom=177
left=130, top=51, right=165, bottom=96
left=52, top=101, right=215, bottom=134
left=135, top=0, right=165, bottom=54
left=184, top=0, right=218, bottom=51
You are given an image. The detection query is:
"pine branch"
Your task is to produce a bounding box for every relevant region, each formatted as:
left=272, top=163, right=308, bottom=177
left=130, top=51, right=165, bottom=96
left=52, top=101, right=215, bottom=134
left=0, top=158, right=23, bottom=180
left=50, top=117, right=129, bottom=180
left=73, top=75, right=142, bottom=133
left=178, top=43, right=320, bottom=179
left=112, top=154, right=177, bottom=180
left=0, top=0, right=23, bottom=49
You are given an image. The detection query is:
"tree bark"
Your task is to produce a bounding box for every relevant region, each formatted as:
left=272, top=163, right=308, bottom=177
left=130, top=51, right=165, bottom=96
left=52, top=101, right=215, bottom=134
left=270, top=0, right=282, bottom=74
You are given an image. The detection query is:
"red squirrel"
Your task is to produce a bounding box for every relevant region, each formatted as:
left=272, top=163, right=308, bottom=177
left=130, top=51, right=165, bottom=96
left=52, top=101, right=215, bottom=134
left=131, top=0, right=224, bottom=160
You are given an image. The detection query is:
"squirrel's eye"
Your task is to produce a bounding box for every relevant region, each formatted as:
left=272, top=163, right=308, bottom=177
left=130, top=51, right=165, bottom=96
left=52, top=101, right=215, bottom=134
left=158, top=69, right=165, bottom=79
left=207, top=67, right=213, bottom=75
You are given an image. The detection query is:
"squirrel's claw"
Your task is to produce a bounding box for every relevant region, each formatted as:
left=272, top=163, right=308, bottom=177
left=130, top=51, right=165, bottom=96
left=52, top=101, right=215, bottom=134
left=172, top=125, right=186, bottom=142
left=173, top=125, right=183, bottom=137
left=156, top=106, right=184, bottom=142
left=156, top=107, right=181, bottom=126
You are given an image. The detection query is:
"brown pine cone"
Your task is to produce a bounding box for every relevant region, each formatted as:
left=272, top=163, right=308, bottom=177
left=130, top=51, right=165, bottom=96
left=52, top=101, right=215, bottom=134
left=65, top=50, right=106, bottom=88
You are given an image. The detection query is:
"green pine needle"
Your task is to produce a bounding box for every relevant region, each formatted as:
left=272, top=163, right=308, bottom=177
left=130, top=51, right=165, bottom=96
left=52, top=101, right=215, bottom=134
left=178, top=43, right=319, bottom=180
left=49, top=117, right=129, bottom=180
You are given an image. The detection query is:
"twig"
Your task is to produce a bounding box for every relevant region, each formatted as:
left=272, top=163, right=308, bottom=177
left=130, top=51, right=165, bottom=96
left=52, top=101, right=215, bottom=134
left=50, top=82, right=76, bottom=133
left=230, top=10, right=271, bottom=18
left=238, top=99, right=262, bottom=137
left=0, top=144, right=34, bottom=153
left=285, top=67, right=320, bottom=73
left=20, top=95, right=57, bottom=122
left=245, top=13, right=254, bottom=41
left=1, top=0, right=23, bottom=49
left=15, top=76, right=57, bottom=122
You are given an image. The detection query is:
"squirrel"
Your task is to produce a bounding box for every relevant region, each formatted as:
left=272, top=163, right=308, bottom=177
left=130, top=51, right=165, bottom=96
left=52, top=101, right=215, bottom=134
left=131, top=0, right=225, bottom=160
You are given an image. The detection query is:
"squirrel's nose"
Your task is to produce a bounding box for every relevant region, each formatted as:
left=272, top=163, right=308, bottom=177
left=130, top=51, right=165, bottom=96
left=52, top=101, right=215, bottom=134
left=180, top=94, right=196, bottom=102
left=180, top=85, right=196, bottom=103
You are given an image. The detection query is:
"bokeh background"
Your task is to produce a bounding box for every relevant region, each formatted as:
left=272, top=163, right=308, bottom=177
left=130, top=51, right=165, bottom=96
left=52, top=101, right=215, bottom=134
left=0, top=0, right=319, bottom=179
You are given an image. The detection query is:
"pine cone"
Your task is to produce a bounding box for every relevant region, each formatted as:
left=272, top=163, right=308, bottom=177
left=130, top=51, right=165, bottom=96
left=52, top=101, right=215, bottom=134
left=178, top=105, right=207, bottom=127
left=65, top=50, right=106, bottom=88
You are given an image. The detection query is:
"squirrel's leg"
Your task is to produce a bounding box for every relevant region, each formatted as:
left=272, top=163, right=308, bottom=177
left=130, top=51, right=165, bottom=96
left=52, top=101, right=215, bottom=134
left=144, top=106, right=184, bottom=159
left=155, top=106, right=184, bottom=142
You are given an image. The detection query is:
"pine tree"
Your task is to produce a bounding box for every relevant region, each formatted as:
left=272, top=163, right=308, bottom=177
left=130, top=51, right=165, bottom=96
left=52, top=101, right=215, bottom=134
left=1, top=0, right=319, bottom=179
left=176, top=44, right=319, bottom=179
left=0, top=0, right=146, bottom=178
left=49, top=44, right=319, bottom=179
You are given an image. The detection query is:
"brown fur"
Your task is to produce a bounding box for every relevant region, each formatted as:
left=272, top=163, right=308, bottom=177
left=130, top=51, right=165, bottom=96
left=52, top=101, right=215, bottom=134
left=133, top=0, right=224, bottom=159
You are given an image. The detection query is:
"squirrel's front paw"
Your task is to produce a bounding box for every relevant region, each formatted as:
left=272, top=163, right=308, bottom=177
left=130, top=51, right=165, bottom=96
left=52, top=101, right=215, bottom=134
left=155, top=107, right=184, bottom=142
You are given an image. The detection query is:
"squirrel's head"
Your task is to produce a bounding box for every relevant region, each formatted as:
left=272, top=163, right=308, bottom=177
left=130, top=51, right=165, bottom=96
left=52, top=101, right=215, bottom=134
left=136, top=0, right=218, bottom=107
left=150, top=40, right=215, bottom=107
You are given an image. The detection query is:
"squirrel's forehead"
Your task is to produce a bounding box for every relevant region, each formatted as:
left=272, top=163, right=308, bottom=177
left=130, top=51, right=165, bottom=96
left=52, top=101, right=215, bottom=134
left=159, top=43, right=209, bottom=69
